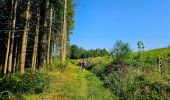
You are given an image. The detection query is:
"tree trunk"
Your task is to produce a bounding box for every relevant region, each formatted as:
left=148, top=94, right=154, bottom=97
left=61, top=0, right=67, bottom=62
left=38, top=0, right=47, bottom=68
left=32, top=12, right=40, bottom=73
left=47, top=5, right=53, bottom=64
left=7, top=0, right=17, bottom=74
left=4, top=32, right=11, bottom=74
left=13, top=37, right=18, bottom=72
left=20, top=0, right=30, bottom=76
left=16, top=46, right=20, bottom=70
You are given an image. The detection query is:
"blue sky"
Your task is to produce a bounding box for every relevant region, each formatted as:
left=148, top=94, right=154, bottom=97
left=70, top=0, right=170, bottom=51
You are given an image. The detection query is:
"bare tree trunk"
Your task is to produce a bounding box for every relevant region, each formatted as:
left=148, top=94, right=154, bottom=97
left=20, top=0, right=30, bottom=76
left=7, top=0, right=17, bottom=74
left=50, top=26, right=54, bottom=60
left=50, top=31, right=54, bottom=60
left=13, top=38, right=18, bottom=72
left=38, top=0, right=47, bottom=68
left=61, top=0, right=67, bottom=62
left=47, top=6, right=53, bottom=64
left=16, top=47, right=20, bottom=70
left=32, top=12, right=40, bottom=73
left=4, top=31, right=11, bottom=74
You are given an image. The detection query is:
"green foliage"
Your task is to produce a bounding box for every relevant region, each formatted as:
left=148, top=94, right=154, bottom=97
left=67, top=0, right=75, bottom=35
left=135, top=41, right=145, bottom=67
left=110, top=40, right=132, bottom=64
left=47, top=59, right=68, bottom=71
left=70, top=45, right=82, bottom=59
left=90, top=57, right=113, bottom=78
left=88, top=56, right=170, bottom=100
left=137, top=41, right=145, bottom=53
left=0, top=72, right=51, bottom=99
left=70, top=45, right=110, bottom=59
left=133, top=75, right=170, bottom=99
left=104, top=72, right=136, bottom=99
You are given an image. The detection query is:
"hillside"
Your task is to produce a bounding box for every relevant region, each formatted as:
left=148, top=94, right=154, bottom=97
left=132, top=47, right=170, bottom=73
left=132, top=47, right=170, bottom=57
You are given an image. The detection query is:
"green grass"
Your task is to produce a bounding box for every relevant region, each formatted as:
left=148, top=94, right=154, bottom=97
left=131, top=47, right=170, bottom=56
left=24, top=63, right=116, bottom=100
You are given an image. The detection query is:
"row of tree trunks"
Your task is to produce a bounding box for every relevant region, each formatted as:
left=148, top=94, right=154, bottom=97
left=8, top=0, right=18, bottom=73
left=1, top=0, right=72, bottom=76
left=4, top=0, right=17, bottom=74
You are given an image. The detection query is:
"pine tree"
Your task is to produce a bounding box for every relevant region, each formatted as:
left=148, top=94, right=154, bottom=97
left=20, top=0, right=30, bottom=76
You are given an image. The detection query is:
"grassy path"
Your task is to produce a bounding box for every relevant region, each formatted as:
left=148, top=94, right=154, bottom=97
left=24, top=64, right=115, bottom=100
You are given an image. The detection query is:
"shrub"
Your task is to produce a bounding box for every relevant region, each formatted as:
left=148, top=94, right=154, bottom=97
left=103, top=71, right=136, bottom=99
left=134, top=76, right=170, bottom=99
left=103, top=72, right=170, bottom=99
left=88, top=57, right=170, bottom=99
left=110, top=40, right=132, bottom=65
left=47, top=59, right=68, bottom=71
left=0, top=72, right=51, bottom=99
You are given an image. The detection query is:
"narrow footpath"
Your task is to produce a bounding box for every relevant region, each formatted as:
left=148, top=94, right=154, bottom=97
left=24, top=64, right=115, bottom=100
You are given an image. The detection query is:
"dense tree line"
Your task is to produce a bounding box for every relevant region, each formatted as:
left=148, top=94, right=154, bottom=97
left=70, top=45, right=109, bottom=59
left=0, top=0, right=75, bottom=76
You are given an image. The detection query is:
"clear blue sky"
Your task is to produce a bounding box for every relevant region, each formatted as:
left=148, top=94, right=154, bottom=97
left=70, top=0, right=170, bottom=51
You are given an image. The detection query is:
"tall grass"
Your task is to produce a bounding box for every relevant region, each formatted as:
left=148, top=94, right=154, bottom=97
left=88, top=56, right=170, bottom=99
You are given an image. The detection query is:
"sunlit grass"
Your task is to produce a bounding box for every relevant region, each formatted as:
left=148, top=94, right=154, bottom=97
left=24, top=62, right=115, bottom=100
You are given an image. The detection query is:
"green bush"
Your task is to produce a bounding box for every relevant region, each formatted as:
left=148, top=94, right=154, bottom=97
left=88, top=56, right=170, bottom=99
left=133, top=75, right=170, bottom=99
left=103, top=71, right=136, bottom=99
left=0, top=72, right=51, bottom=99
left=103, top=72, right=170, bottom=99
left=89, top=57, right=113, bottom=79
left=91, top=62, right=108, bottom=78
left=47, top=59, right=68, bottom=71
left=110, top=40, right=132, bottom=65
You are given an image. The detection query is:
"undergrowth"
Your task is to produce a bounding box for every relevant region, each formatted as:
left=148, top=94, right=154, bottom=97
left=0, top=71, right=51, bottom=99
left=88, top=57, right=170, bottom=100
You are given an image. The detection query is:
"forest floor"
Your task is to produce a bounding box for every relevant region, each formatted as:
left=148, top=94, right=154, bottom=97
left=24, top=63, right=115, bottom=100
